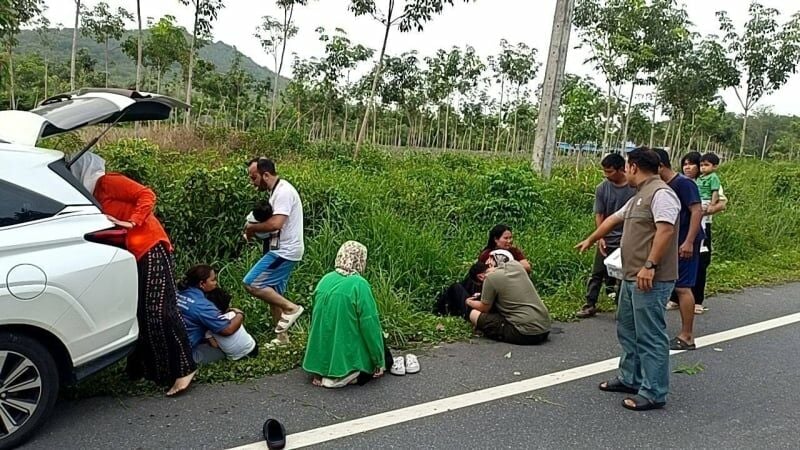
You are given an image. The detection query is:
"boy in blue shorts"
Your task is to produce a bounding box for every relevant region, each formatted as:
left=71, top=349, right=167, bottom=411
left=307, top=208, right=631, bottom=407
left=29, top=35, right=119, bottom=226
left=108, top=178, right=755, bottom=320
left=244, top=158, right=305, bottom=345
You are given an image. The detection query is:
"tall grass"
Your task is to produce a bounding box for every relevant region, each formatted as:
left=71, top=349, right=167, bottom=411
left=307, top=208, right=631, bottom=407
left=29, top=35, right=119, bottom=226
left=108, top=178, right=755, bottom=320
left=50, top=130, right=800, bottom=395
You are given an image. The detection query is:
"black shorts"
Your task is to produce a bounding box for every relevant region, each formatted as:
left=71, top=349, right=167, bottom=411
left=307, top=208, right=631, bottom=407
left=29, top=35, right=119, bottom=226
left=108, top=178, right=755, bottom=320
left=477, top=313, right=549, bottom=346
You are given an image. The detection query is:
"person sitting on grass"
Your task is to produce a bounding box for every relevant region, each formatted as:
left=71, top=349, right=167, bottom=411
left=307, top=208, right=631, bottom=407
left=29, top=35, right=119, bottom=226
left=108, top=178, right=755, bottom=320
left=177, top=265, right=258, bottom=364
left=477, top=224, right=532, bottom=273
left=435, top=261, right=489, bottom=318
left=302, top=241, right=388, bottom=388
left=465, top=250, right=552, bottom=345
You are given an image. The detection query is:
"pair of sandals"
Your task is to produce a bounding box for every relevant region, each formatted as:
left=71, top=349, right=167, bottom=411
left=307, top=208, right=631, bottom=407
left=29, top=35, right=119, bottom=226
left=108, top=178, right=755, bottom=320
left=599, top=378, right=665, bottom=411
left=390, top=354, right=420, bottom=376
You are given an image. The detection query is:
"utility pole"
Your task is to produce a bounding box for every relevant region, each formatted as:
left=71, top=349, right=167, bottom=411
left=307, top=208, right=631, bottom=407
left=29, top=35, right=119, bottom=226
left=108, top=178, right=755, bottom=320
left=532, top=0, right=575, bottom=177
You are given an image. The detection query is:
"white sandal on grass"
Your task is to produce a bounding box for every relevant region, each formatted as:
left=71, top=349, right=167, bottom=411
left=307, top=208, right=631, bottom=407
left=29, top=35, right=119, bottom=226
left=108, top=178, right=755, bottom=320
left=390, top=356, right=406, bottom=376
left=274, top=306, right=304, bottom=334
left=322, top=372, right=359, bottom=389
left=405, top=354, right=420, bottom=374
left=265, top=338, right=288, bottom=348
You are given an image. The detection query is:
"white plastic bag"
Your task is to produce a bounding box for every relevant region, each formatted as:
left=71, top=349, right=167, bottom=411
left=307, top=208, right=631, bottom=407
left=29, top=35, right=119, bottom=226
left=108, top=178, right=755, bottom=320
left=604, top=247, right=623, bottom=280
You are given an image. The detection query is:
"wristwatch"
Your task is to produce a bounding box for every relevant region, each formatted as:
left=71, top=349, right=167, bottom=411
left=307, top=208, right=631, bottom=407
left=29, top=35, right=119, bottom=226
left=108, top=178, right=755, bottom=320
left=644, top=260, right=658, bottom=270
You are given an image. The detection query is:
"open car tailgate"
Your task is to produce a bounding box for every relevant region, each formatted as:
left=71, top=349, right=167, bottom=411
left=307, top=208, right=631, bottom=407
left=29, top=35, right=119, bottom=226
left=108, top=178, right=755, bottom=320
left=0, top=89, right=189, bottom=146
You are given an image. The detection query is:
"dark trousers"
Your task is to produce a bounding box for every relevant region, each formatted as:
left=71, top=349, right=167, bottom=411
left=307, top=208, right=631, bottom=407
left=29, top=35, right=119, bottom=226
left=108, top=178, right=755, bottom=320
left=586, top=246, right=619, bottom=306
left=693, top=224, right=712, bottom=305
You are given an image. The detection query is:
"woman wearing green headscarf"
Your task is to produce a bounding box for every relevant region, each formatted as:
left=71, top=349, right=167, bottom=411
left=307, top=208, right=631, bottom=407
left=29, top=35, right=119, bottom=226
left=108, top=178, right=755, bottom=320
left=303, top=241, right=387, bottom=388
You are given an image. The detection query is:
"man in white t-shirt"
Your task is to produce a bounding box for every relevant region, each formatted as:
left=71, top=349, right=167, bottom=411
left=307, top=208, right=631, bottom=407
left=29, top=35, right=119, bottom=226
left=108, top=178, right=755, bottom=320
left=243, top=157, right=305, bottom=345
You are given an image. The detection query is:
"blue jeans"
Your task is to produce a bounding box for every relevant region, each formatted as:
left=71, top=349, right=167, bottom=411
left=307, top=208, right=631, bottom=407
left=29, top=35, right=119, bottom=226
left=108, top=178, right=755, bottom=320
left=616, top=279, right=675, bottom=404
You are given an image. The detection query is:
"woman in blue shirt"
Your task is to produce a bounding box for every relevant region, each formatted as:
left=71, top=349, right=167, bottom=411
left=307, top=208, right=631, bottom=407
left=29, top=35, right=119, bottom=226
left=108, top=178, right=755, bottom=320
left=177, top=265, right=257, bottom=364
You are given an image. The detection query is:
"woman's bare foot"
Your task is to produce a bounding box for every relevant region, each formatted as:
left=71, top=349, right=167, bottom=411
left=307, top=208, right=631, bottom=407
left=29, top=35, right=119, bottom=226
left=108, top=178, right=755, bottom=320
left=312, top=377, right=322, bottom=387
left=166, top=370, right=197, bottom=396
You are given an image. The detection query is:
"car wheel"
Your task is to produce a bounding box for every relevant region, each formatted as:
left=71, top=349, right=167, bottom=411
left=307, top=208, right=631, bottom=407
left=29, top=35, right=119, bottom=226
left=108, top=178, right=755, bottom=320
left=0, top=332, right=60, bottom=449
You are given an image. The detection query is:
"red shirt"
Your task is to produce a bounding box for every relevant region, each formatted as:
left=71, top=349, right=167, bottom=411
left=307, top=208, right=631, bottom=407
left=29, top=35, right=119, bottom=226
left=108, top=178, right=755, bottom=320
left=94, top=173, right=173, bottom=260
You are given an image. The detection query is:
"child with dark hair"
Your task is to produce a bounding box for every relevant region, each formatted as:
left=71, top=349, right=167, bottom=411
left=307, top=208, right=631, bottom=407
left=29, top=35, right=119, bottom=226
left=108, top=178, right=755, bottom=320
left=698, top=153, right=722, bottom=213
left=177, top=265, right=258, bottom=364
left=245, top=200, right=274, bottom=240
left=435, top=261, right=489, bottom=319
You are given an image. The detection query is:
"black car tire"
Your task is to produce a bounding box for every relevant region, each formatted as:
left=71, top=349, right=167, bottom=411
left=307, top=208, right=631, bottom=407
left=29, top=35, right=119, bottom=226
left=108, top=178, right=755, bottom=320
left=0, top=332, right=60, bottom=450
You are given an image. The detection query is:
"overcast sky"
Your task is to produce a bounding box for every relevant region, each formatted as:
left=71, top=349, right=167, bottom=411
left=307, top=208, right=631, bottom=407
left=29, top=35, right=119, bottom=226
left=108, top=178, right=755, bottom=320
left=44, top=0, right=800, bottom=116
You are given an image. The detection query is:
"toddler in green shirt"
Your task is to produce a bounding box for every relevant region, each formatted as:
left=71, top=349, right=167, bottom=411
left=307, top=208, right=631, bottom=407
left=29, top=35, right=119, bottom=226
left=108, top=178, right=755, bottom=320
left=698, top=152, right=721, bottom=212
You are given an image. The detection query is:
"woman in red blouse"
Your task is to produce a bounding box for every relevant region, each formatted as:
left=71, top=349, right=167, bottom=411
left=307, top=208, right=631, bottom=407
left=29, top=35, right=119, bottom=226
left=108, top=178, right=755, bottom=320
left=71, top=153, right=196, bottom=396
left=477, top=224, right=532, bottom=273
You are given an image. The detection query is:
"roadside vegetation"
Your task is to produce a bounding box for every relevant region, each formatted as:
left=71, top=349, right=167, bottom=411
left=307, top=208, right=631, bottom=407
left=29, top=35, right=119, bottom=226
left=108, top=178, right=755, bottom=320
left=55, top=130, right=800, bottom=397
left=3, top=0, right=799, bottom=398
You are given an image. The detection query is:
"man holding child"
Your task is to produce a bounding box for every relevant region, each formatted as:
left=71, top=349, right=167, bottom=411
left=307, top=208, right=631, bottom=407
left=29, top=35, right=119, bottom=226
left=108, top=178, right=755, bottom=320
left=243, top=157, right=305, bottom=345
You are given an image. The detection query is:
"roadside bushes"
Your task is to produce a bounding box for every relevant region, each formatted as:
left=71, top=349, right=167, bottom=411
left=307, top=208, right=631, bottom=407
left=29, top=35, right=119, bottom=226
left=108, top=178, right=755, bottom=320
left=90, top=134, right=800, bottom=336
left=57, top=131, right=800, bottom=395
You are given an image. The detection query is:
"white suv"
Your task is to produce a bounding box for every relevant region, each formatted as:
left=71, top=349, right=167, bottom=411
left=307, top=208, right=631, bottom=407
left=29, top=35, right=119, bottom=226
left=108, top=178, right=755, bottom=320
left=0, top=89, right=186, bottom=448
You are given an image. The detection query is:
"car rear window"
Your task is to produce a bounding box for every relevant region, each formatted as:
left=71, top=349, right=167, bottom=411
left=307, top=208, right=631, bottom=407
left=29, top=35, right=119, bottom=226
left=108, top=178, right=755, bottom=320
left=0, top=180, right=66, bottom=228
left=48, top=158, right=101, bottom=207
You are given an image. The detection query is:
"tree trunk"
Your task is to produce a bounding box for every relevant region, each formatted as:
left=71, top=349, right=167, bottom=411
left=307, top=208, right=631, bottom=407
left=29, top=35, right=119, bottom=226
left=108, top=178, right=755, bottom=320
left=43, top=58, right=48, bottom=98
left=675, top=112, right=685, bottom=154
left=704, top=135, right=712, bottom=152
left=185, top=5, right=201, bottom=125
left=685, top=111, right=697, bottom=152
left=649, top=101, right=657, bottom=148
left=8, top=46, right=15, bottom=110
left=620, top=82, right=636, bottom=151
left=662, top=119, right=671, bottom=148
left=434, top=111, right=441, bottom=147
left=341, top=104, right=349, bottom=142
left=494, top=78, right=505, bottom=152
left=136, top=0, right=143, bottom=90
left=70, top=0, right=81, bottom=91
left=739, top=109, right=750, bottom=156
left=512, top=86, right=520, bottom=151
left=443, top=102, right=450, bottom=149
left=480, top=119, right=486, bottom=152
left=355, top=5, right=393, bottom=158
left=761, top=130, right=769, bottom=161
left=602, top=81, right=612, bottom=151
left=104, top=39, right=109, bottom=88
left=271, top=6, right=294, bottom=130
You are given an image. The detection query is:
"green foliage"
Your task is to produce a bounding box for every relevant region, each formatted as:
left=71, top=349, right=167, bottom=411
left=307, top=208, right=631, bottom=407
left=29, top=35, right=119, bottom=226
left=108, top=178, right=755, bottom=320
left=60, top=132, right=800, bottom=397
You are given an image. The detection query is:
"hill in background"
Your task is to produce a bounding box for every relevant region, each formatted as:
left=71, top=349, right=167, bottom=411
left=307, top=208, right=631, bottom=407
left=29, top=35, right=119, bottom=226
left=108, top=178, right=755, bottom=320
left=14, top=28, right=289, bottom=90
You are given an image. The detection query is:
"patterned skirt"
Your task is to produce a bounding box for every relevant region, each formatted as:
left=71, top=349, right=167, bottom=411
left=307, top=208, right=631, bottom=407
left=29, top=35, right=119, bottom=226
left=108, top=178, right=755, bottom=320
left=128, top=243, right=197, bottom=384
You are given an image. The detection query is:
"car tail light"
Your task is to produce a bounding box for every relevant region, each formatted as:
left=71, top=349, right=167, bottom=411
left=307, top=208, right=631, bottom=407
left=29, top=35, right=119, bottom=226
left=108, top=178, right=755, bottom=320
left=85, top=228, right=128, bottom=249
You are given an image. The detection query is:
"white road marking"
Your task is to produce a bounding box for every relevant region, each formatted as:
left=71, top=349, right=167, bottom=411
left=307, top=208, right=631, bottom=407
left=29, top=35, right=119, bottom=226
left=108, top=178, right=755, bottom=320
left=230, top=311, right=800, bottom=450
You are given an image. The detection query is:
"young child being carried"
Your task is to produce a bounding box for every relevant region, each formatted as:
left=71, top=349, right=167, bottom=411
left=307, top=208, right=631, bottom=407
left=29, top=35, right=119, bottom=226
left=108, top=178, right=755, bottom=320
left=244, top=200, right=274, bottom=240
left=697, top=152, right=722, bottom=215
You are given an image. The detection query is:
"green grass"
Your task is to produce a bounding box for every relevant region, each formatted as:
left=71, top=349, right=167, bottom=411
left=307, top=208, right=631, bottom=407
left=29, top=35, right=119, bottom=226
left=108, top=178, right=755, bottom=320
left=57, top=132, right=800, bottom=398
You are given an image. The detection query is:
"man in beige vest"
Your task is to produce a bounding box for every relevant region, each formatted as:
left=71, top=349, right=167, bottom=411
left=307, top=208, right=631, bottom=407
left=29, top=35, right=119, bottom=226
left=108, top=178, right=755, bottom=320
left=576, top=148, right=680, bottom=411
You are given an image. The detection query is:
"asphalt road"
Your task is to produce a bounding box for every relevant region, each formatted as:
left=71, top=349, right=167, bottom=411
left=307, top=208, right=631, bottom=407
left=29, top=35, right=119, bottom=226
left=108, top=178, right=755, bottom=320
left=22, top=283, right=800, bottom=450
